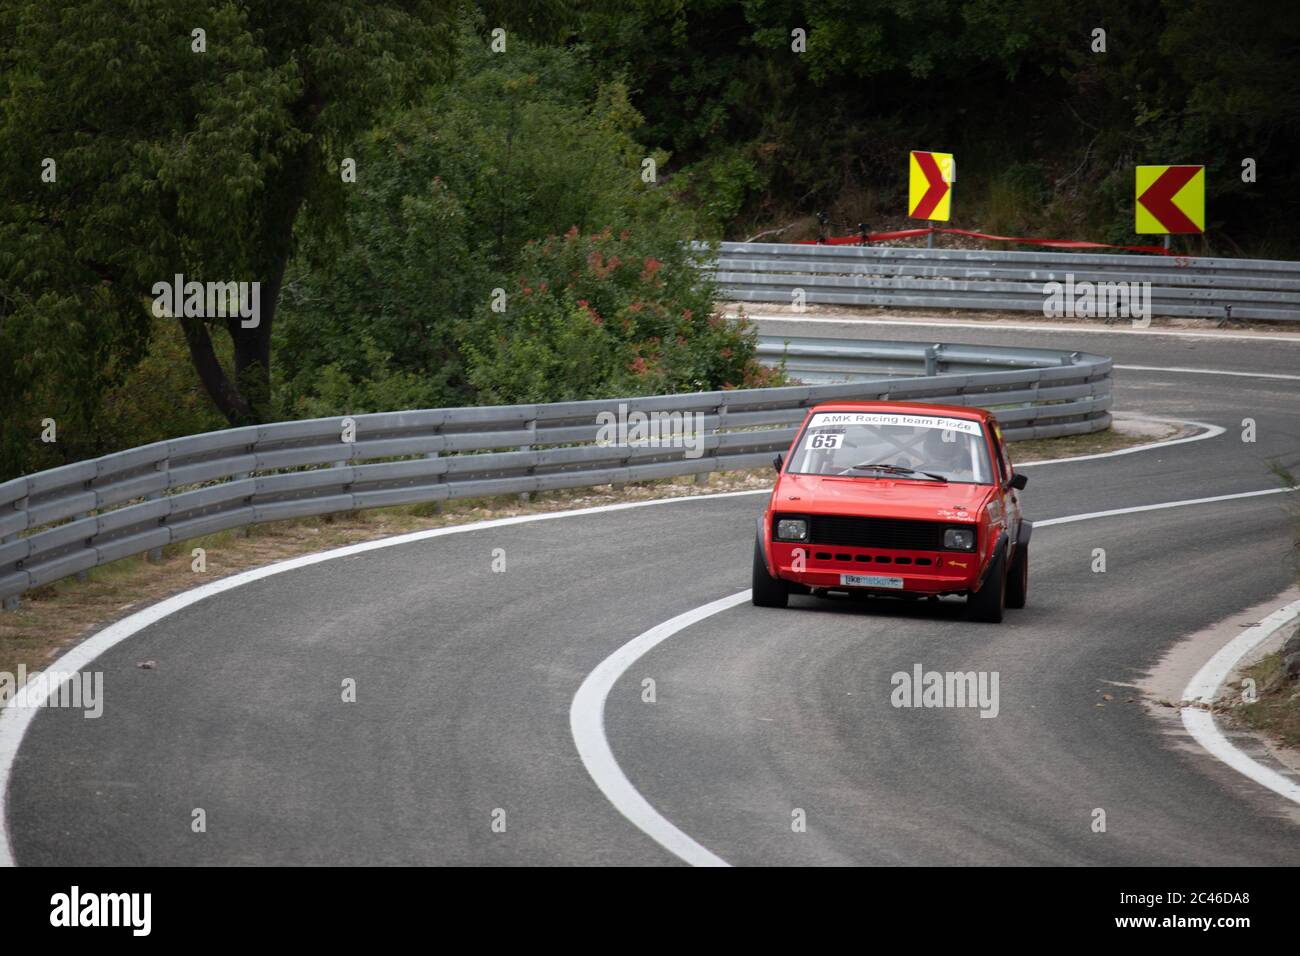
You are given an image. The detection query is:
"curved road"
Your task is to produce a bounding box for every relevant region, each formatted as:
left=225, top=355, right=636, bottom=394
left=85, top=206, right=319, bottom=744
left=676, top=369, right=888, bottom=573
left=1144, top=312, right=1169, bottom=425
left=6, top=322, right=1300, bottom=865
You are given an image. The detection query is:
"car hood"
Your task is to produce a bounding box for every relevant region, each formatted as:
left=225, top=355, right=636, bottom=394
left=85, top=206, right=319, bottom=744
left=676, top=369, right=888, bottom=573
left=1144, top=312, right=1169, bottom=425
left=774, top=473, right=993, bottom=523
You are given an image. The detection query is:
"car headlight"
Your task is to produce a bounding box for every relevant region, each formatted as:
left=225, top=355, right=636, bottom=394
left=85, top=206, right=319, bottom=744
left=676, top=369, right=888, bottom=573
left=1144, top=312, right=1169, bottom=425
left=775, top=517, right=809, bottom=542
left=943, top=527, right=976, bottom=551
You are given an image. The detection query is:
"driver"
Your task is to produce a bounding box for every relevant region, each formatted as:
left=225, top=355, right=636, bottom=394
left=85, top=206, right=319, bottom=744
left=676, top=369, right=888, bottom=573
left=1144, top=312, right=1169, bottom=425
left=919, top=427, right=968, bottom=477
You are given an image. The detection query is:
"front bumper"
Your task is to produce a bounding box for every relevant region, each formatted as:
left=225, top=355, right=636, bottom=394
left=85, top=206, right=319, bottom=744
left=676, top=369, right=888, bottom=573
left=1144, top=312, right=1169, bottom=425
left=769, top=540, right=978, bottom=595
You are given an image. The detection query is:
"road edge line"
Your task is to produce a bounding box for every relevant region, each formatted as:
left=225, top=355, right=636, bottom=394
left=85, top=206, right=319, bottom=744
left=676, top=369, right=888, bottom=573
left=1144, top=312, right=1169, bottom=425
left=0, top=488, right=763, bottom=867
left=1114, top=364, right=1300, bottom=382
left=0, top=418, right=1263, bottom=866
left=1179, top=597, right=1300, bottom=806
left=573, top=484, right=1295, bottom=866
left=569, top=592, right=747, bottom=867
left=1016, top=418, right=1222, bottom=468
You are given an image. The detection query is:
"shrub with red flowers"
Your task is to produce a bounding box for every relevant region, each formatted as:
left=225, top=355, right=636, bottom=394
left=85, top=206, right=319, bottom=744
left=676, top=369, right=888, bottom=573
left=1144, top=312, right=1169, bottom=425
left=462, top=225, right=779, bottom=403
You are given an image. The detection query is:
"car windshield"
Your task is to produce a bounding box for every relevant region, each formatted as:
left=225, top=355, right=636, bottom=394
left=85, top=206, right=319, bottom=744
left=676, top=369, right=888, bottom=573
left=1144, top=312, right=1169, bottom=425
left=788, top=411, right=993, bottom=484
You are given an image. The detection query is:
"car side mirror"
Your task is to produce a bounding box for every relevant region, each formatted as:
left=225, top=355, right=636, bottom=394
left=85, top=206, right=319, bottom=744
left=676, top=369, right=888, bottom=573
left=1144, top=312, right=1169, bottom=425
left=773, top=454, right=784, bottom=474
left=1008, top=472, right=1028, bottom=491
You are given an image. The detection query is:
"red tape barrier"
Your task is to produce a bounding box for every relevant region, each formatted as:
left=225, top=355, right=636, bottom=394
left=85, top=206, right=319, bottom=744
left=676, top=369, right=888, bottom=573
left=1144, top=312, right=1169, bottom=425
left=803, top=226, right=1170, bottom=256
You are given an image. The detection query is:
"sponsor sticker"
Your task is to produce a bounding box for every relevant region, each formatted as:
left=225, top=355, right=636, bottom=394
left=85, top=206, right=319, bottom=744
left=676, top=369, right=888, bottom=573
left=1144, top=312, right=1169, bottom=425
left=808, top=412, right=981, bottom=436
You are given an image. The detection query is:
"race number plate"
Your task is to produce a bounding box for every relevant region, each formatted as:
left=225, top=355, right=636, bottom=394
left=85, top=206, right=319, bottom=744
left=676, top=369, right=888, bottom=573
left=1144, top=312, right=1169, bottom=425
left=839, top=573, right=904, bottom=589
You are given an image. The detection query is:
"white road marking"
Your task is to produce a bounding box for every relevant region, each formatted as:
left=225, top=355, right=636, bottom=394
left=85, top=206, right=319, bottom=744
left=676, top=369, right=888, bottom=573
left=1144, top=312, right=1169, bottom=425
left=570, top=592, right=747, bottom=867
left=0, top=413, right=1282, bottom=866
left=1034, top=486, right=1294, bottom=528
left=0, top=489, right=764, bottom=867
left=1115, top=364, right=1300, bottom=381
left=735, top=312, right=1300, bottom=343
left=574, top=482, right=1297, bottom=866
left=1180, top=598, right=1300, bottom=806
left=1017, top=418, right=1223, bottom=467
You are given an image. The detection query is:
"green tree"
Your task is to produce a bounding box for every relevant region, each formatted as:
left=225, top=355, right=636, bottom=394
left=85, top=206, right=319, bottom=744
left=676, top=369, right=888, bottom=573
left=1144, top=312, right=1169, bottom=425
left=579, top=0, right=1300, bottom=251
left=1, top=0, right=460, bottom=434
left=273, top=23, right=718, bottom=416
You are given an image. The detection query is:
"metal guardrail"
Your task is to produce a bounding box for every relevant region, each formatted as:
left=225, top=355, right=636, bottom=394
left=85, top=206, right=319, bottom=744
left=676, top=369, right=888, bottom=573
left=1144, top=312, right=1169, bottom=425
left=759, top=336, right=1102, bottom=385
left=704, top=242, right=1300, bottom=321
left=0, top=339, right=1111, bottom=607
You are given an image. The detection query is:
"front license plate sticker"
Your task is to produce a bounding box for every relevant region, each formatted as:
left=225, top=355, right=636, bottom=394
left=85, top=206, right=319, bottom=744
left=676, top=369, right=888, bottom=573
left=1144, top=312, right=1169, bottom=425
left=839, top=574, right=904, bottom=589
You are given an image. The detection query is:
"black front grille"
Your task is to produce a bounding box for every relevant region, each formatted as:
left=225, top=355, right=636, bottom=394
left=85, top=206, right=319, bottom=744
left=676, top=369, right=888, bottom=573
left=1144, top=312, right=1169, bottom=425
left=800, top=514, right=948, bottom=551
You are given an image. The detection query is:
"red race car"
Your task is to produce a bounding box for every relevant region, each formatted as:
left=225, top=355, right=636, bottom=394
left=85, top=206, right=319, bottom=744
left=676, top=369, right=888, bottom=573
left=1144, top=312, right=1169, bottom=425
left=753, top=401, right=1030, bottom=623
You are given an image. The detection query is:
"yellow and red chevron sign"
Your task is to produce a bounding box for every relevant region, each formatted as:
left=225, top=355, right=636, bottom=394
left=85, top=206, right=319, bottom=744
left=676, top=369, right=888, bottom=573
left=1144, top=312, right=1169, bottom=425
left=908, top=150, right=954, bottom=221
left=1135, top=165, right=1205, bottom=234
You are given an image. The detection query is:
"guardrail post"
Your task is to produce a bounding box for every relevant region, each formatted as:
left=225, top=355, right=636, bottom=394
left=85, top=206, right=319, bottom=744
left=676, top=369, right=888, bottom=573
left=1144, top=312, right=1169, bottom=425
left=76, top=508, right=91, bottom=581
left=2, top=495, right=28, bottom=610
left=694, top=401, right=723, bottom=485
left=151, top=457, right=171, bottom=561
left=146, top=468, right=163, bottom=564
left=425, top=446, right=443, bottom=513
left=238, top=443, right=254, bottom=537
left=612, top=415, right=627, bottom=491
left=138, top=460, right=167, bottom=564
left=519, top=419, right=536, bottom=502
left=925, top=344, right=941, bottom=376
left=74, top=476, right=95, bottom=579
left=612, top=440, right=627, bottom=491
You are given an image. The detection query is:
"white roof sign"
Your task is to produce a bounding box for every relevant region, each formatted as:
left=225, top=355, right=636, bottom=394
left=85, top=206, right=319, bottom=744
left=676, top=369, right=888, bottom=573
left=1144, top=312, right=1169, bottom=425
left=808, top=412, right=982, bottom=436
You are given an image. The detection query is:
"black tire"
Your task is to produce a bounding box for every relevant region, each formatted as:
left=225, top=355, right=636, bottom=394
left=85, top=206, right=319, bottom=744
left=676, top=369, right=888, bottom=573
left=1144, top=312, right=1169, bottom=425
left=966, top=545, right=1006, bottom=623
left=1005, top=541, right=1028, bottom=609
left=751, top=537, right=789, bottom=608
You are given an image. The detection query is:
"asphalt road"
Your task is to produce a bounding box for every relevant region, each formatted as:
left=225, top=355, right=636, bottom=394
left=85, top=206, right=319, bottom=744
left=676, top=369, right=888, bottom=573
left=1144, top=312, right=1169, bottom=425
left=7, top=321, right=1299, bottom=865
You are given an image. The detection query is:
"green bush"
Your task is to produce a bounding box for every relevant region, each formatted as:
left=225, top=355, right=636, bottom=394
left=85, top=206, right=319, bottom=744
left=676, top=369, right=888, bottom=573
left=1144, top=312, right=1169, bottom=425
left=462, top=226, right=776, bottom=404
left=674, top=146, right=765, bottom=238
left=274, top=21, right=756, bottom=417
left=0, top=313, right=226, bottom=478
left=273, top=171, right=479, bottom=417
left=978, top=162, right=1051, bottom=236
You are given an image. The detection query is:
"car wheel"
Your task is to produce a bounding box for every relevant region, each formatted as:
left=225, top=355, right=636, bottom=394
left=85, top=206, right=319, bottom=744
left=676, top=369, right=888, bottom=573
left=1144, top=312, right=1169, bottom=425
left=1005, top=542, right=1028, bottom=609
left=966, top=546, right=1006, bottom=623
left=751, top=536, right=789, bottom=608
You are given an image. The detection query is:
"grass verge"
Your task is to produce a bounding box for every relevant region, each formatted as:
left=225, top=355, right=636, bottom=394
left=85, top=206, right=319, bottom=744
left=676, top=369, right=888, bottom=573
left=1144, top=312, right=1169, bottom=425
left=1226, top=461, right=1300, bottom=751
left=1011, top=422, right=1171, bottom=461
left=1233, top=628, right=1300, bottom=749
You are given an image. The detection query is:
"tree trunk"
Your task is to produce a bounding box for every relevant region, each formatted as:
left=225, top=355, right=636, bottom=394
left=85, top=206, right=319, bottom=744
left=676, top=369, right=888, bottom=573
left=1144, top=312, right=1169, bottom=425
left=228, top=304, right=274, bottom=424
left=231, top=137, right=314, bottom=422
left=182, top=139, right=313, bottom=426
left=178, top=316, right=253, bottom=425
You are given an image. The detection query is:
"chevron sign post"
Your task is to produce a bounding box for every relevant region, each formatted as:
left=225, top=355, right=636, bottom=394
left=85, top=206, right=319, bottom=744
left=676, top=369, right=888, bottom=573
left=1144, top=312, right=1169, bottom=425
left=909, top=150, right=954, bottom=222
left=1135, top=165, right=1205, bottom=235
left=909, top=150, right=954, bottom=248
